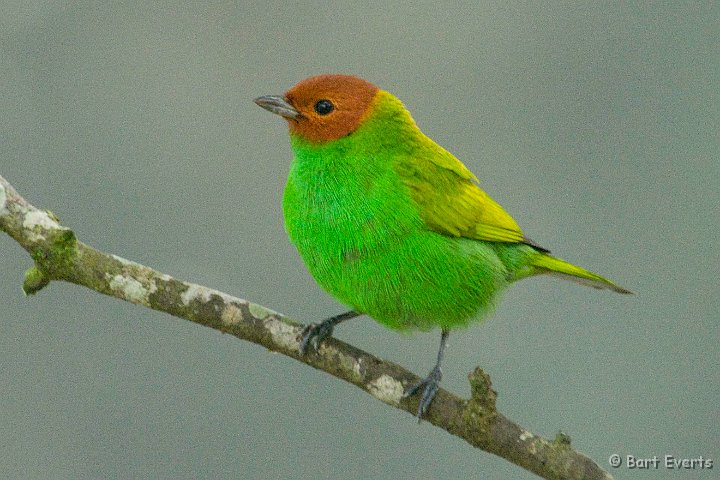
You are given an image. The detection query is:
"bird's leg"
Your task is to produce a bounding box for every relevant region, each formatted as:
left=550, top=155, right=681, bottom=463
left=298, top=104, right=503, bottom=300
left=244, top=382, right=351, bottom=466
left=403, top=329, right=450, bottom=419
left=299, top=310, right=361, bottom=355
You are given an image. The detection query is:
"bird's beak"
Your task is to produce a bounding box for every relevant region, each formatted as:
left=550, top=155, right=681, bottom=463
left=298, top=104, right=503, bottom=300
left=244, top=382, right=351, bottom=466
left=254, top=95, right=301, bottom=120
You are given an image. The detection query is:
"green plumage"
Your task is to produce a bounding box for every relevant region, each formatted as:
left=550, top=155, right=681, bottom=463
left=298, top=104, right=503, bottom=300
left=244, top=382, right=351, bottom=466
left=282, top=90, right=627, bottom=333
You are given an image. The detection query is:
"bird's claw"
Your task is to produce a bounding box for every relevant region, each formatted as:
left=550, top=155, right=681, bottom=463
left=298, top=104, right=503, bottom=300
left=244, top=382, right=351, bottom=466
left=403, top=366, right=442, bottom=419
left=299, top=322, right=334, bottom=355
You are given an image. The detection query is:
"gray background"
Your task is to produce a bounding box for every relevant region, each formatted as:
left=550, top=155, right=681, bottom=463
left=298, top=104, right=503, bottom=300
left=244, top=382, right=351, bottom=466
left=1, top=1, right=717, bottom=479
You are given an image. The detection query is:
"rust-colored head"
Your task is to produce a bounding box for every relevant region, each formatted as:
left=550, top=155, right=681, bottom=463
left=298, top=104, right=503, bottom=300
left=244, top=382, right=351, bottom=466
left=255, top=74, right=379, bottom=143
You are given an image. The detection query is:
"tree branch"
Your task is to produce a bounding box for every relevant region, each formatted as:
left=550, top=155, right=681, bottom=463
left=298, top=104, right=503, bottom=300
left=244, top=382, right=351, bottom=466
left=0, top=174, right=612, bottom=480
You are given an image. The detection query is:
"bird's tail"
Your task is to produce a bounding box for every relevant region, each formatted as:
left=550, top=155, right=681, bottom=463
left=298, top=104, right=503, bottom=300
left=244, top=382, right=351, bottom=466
left=531, top=254, right=632, bottom=294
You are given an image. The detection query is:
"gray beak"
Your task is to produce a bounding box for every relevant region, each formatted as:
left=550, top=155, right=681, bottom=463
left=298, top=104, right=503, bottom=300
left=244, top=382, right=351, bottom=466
left=254, top=95, right=301, bottom=119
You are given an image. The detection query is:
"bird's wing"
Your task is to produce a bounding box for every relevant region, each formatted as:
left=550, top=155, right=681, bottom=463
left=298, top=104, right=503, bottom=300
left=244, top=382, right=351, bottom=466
left=395, top=141, right=542, bottom=248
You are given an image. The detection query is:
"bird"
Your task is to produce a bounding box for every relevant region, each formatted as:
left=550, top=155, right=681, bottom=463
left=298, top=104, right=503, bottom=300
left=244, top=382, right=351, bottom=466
left=254, top=74, right=631, bottom=418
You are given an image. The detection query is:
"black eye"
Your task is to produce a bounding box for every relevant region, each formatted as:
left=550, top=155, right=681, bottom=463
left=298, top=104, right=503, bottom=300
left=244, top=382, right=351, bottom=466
left=314, top=99, right=334, bottom=115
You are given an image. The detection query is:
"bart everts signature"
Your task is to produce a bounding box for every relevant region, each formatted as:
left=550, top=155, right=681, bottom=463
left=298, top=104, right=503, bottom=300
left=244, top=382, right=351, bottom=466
left=608, top=454, right=713, bottom=470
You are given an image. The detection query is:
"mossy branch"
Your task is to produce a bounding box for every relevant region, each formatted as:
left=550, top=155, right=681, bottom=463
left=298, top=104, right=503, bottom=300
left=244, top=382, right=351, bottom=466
left=0, top=174, right=612, bottom=480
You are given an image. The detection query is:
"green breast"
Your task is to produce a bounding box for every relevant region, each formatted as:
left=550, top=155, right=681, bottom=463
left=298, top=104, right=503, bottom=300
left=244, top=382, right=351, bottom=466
left=282, top=135, right=509, bottom=331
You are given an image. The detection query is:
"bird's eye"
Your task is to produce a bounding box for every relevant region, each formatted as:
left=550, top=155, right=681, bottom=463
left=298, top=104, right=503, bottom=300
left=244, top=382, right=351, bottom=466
left=314, top=99, right=334, bottom=115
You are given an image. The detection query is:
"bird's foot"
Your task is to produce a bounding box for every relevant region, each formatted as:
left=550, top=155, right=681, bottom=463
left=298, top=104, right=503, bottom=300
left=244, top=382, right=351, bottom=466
left=298, top=311, right=360, bottom=355
left=403, top=365, right=442, bottom=419
left=299, top=320, right=335, bottom=355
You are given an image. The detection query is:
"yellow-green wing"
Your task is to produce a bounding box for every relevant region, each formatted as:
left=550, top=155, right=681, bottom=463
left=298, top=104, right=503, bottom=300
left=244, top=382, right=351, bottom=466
left=395, top=136, right=540, bottom=248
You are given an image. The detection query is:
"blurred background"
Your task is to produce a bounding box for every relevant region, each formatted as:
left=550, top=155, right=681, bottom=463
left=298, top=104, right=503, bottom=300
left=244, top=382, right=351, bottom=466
left=1, top=1, right=717, bottom=479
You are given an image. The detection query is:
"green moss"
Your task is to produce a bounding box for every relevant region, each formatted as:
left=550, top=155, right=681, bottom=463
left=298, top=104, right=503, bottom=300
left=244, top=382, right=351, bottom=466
left=553, top=431, right=572, bottom=446
left=23, top=267, right=50, bottom=295
left=27, top=228, right=78, bottom=288
left=43, top=229, right=77, bottom=276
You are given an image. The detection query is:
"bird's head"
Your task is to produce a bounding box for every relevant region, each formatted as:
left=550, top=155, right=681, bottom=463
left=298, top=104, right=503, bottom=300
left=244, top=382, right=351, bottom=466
left=254, top=74, right=381, bottom=144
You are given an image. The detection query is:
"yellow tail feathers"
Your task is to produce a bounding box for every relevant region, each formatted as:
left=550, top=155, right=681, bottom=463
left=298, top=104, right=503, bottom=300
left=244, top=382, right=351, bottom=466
left=532, top=254, right=632, bottom=294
